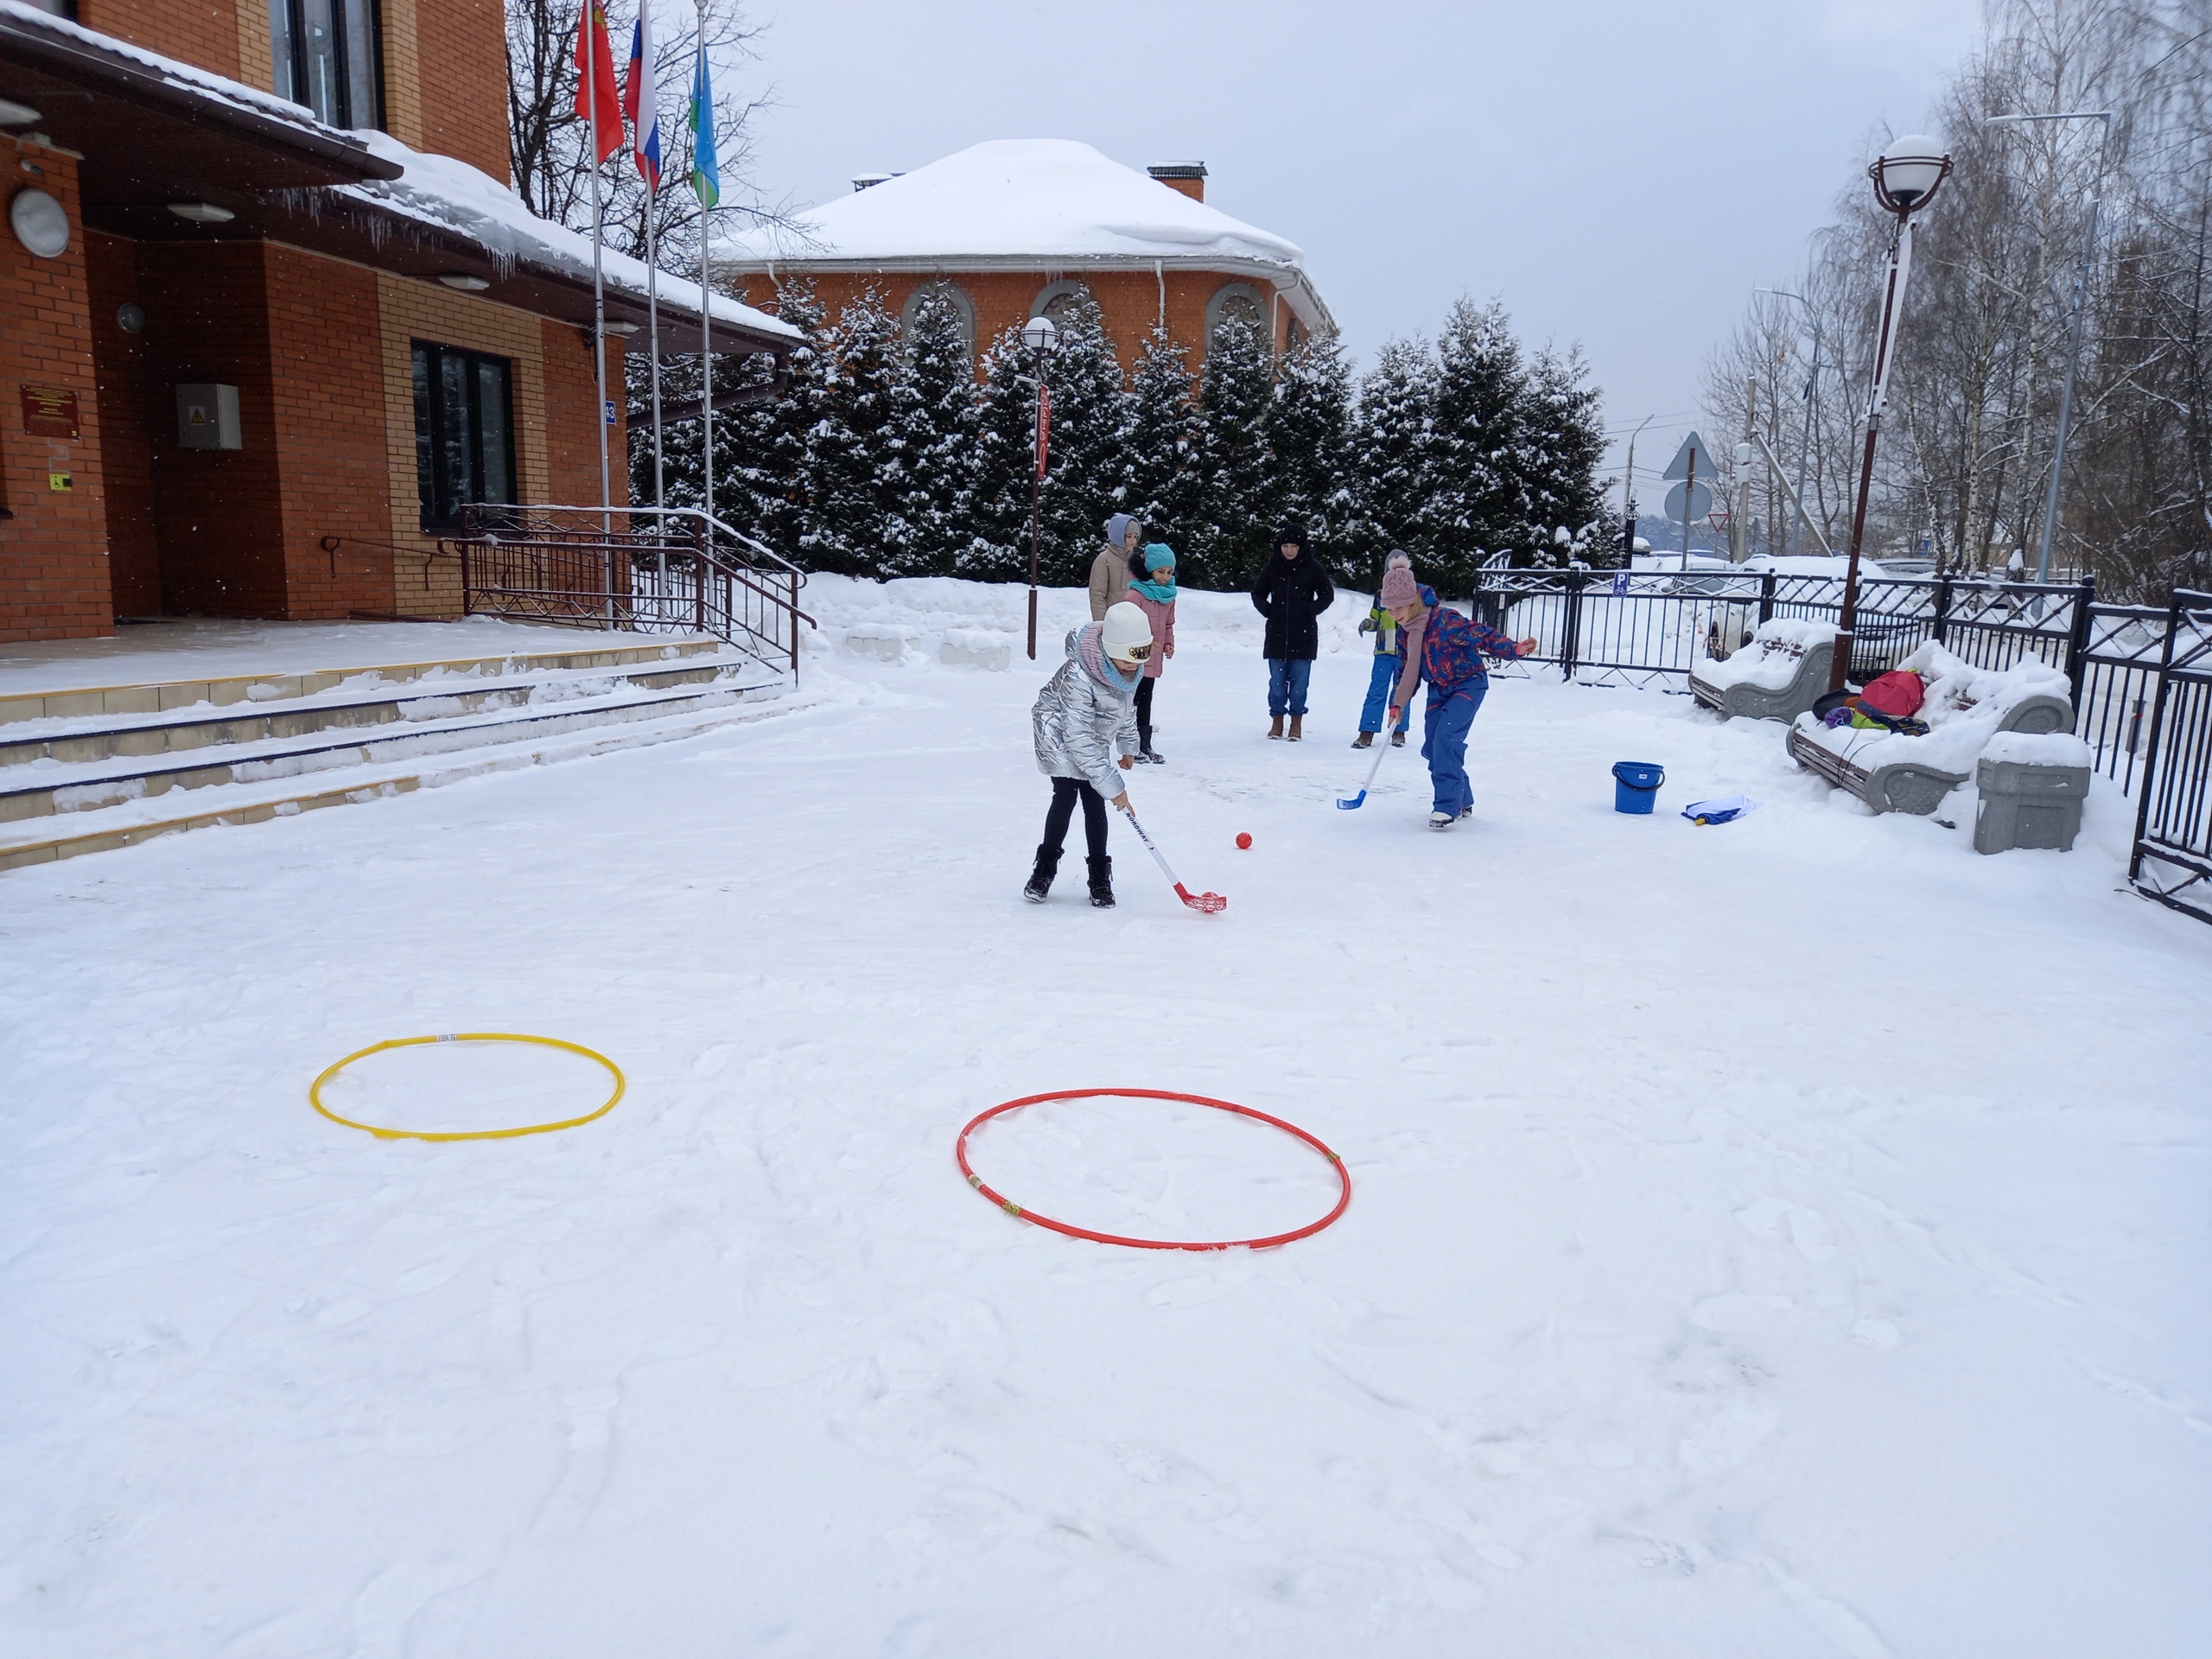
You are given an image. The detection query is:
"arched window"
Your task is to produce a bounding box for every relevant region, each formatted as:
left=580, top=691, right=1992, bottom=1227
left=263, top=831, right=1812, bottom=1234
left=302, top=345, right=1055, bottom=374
left=1030, top=280, right=1096, bottom=328
left=1205, top=280, right=1271, bottom=353
left=900, top=281, right=976, bottom=360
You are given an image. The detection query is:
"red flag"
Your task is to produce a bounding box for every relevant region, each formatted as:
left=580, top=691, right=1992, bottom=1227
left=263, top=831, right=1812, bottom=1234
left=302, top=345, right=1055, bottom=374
left=1034, top=385, right=1051, bottom=480
left=575, top=2, right=625, bottom=164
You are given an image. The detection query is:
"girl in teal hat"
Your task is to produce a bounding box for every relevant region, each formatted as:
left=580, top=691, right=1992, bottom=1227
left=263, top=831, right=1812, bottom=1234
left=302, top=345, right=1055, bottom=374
left=1124, top=543, right=1179, bottom=763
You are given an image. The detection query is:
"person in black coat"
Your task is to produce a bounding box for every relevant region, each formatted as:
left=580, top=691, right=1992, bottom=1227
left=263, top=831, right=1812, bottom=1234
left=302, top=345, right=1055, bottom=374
left=1249, top=526, right=1336, bottom=740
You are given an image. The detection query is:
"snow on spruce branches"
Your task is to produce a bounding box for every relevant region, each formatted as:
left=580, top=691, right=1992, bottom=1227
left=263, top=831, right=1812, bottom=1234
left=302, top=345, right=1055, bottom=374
left=638, top=285, right=1609, bottom=590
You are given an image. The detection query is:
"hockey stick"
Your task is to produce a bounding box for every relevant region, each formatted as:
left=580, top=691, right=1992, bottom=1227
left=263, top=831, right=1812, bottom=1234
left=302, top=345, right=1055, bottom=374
left=1337, top=721, right=1397, bottom=809
left=1119, top=805, right=1227, bottom=912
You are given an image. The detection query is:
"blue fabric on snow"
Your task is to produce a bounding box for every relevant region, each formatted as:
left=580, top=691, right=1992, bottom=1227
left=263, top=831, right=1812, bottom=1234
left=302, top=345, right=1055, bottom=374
left=1360, top=652, right=1412, bottom=733
left=1267, top=657, right=1313, bottom=717
left=1422, top=681, right=1488, bottom=817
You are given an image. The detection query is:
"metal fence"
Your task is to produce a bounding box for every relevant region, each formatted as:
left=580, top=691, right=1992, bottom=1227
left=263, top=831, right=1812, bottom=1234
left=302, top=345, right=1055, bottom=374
left=1469, top=567, right=2212, bottom=925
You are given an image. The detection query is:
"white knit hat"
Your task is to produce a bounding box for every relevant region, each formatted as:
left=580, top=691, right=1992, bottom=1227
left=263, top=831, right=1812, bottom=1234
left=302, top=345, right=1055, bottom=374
left=1102, top=601, right=1152, bottom=664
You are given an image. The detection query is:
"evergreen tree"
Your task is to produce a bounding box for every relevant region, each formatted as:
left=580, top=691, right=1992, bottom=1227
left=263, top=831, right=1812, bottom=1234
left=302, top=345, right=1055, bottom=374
left=1516, top=343, right=1610, bottom=567
left=1421, top=296, right=1528, bottom=590
left=804, top=289, right=908, bottom=575
left=690, top=281, right=833, bottom=560
left=956, top=325, right=1038, bottom=582
left=1188, top=313, right=1274, bottom=588
left=890, top=288, right=977, bottom=575
left=1347, top=335, right=1439, bottom=573
left=1032, top=294, right=1130, bottom=586
left=1262, top=331, right=1357, bottom=582
left=1120, top=326, right=1201, bottom=557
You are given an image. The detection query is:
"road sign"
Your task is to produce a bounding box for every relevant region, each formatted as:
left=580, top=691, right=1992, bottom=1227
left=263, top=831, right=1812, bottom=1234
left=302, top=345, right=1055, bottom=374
left=1665, top=480, right=1713, bottom=522
left=1662, top=430, right=1719, bottom=482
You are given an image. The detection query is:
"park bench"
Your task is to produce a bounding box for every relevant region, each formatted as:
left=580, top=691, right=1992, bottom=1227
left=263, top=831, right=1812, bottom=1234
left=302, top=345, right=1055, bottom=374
left=1689, top=619, right=1838, bottom=722
left=1786, top=641, right=2075, bottom=815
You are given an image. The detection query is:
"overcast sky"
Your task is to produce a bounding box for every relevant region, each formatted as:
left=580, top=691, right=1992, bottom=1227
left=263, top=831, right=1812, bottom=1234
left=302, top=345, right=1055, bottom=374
left=724, top=0, right=1983, bottom=479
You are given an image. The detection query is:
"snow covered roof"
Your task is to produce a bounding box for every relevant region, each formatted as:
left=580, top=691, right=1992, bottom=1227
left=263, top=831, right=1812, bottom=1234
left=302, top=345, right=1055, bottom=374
left=340, top=133, right=799, bottom=349
left=0, top=0, right=796, bottom=352
left=715, top=139, right=1332, bottom=332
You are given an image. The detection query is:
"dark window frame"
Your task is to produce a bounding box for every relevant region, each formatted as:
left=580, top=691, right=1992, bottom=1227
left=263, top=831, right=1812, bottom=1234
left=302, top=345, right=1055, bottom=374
left=270, top=0, right=385, bottom=130
left=412, top=340, right=517, bottom=531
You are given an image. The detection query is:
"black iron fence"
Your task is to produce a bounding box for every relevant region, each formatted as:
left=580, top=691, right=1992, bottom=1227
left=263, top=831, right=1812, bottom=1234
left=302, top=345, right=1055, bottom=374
left=444, top=505, right=814, bottom=680
left=1470, top=567, right=2212, bottom=925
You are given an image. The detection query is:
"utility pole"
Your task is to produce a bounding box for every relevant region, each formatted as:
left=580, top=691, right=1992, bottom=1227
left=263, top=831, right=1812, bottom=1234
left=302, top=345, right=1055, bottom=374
left=1732, top=376, right=1756, bottom=563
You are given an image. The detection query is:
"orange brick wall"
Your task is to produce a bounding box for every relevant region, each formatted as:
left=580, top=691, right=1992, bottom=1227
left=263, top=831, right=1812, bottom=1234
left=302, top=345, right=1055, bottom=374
left=77, top=0, right=241, bottom=79
left=0, top=139, right=113, bottom=644
left=543, top=319, right=627, bottom=512
left=409, top=0, right=512, bottom=181
left=735, top=267, right=1296, bottom=378
left=264, top=244, right=395, bottom=618
left=84, top=231, right=160, bottom=618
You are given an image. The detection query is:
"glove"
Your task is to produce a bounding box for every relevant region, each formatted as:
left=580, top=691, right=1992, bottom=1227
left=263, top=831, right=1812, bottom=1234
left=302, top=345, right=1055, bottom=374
left=1358, top=616, right=1376, bottom=635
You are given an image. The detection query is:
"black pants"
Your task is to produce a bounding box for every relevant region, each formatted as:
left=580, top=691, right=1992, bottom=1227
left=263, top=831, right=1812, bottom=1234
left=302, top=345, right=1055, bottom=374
left=1042, top=776, right=1109, bottom=860
left=1135, top=677, right=1154, bottom=746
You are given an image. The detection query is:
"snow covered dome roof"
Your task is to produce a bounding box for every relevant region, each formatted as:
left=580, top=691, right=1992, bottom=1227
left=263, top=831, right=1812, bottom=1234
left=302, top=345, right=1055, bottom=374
left=717, top=139, right=1309, bottom=278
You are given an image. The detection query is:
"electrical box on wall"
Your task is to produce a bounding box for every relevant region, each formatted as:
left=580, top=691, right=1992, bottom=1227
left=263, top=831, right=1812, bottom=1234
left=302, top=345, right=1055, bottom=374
left=175, top=384, right=241, bottom=450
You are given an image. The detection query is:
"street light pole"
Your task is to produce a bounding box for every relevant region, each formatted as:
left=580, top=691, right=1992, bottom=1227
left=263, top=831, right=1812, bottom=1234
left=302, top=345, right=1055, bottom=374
left=1621, top=412, right=1653, bottom=570
left=1992, top=110, right=2113, bottom=585
left=1754, top=288, right=1823, bottom=559
left=1833, top=135, right=1953, bottom=694
left=1021, top=314, right=1060, bottom=660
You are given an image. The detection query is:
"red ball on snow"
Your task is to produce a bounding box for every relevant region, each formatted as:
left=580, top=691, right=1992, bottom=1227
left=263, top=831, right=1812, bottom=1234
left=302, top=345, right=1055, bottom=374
left=1235, top=832, right=1254, bottom=849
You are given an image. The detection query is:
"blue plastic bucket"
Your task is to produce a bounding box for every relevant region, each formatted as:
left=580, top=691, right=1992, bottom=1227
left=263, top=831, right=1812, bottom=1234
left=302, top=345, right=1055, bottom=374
left=1611, top=761, right=1665, bottom=814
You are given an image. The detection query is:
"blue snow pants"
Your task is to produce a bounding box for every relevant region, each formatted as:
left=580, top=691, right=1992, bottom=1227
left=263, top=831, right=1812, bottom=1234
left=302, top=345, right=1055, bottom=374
left=1421, top=681, right=1488, bottom=817
left=1358, top=653, right=1412, bottom=734
left=1266, top=658, right=1313, bottom=718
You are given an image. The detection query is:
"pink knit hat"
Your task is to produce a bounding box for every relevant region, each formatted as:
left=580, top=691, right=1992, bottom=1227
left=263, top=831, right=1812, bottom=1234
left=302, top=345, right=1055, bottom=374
left=1379, top=565, right=1422, bottom=608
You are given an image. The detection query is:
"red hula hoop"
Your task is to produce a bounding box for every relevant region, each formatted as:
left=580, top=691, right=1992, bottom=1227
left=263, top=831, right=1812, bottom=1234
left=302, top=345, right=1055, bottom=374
left=955, top=1088, right=1351, bottom=1251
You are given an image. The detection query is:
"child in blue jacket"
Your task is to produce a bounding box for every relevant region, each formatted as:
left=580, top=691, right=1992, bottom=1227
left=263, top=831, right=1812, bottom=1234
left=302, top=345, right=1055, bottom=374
left=1378, top=563, right=1537, bottom=830
left=1354, top=551, right=1425, bottom=749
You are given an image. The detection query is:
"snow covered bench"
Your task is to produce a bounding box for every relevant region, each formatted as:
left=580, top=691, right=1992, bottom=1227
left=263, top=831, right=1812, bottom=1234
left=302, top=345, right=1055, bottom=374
left=938, top=628, right=1014, bottom=671
left=842, top=623, right=915, bottom=662
left=1785, top=643, right=2075, bottom=816
left=1689, top=619, right=1836, bottom=722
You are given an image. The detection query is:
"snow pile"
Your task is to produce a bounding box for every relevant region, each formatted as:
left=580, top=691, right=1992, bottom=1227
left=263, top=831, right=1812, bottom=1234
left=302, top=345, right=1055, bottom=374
left=1694, top=618, right=1836, bottom=690
left=1981, top=730, right=2094, bottom=768
left=800, top=574, right=1371, bottom=669
left=1793, top=642, right=2073, bottom=773
left=938, top=630, right=1014, bottom=671
left=718, top=139, right=1306, bottom=276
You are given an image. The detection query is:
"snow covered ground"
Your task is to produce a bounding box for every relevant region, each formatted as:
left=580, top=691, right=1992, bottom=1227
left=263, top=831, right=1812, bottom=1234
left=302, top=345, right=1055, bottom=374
left=3, top=578, right=2209, bottom=1657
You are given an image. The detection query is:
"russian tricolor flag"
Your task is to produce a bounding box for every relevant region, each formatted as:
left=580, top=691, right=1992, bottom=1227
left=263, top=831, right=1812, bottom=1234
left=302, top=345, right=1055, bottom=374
left=622, top=0, right=661, bottom=193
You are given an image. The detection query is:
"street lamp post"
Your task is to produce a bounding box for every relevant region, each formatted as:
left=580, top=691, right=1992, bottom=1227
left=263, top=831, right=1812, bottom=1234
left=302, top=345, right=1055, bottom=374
left=1832, top=134, right=1954, bottom=694
left=1754, top=288, right=1824, bottom=560
left=1991, top=110, right=2113, bottom=585
left=1621, top=412, right=1654, bottom=571
left=1021, top=314, right=1061, bottom=660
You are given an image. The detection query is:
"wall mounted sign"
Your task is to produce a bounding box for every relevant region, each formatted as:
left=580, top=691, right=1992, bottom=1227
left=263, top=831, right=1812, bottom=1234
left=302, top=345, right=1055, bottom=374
left=48, top=472, right=73, bottom=492
left=21, top=385, right=79, bottom=439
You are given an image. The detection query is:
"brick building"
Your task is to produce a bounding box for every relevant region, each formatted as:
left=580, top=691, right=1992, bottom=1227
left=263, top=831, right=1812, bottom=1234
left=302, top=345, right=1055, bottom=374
left=713, top=139, right=1334, bottom=377
left=0, top=0, right=796, bottom=643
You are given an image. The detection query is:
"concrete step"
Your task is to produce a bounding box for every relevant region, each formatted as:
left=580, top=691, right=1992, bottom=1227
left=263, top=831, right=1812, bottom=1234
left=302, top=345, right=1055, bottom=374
left=0, top=671, right=785, bottom=830
left=0, top=633, right=725, bottom=728
left=0, top=651, right=766, bottom=770
left=0, top=687, right=821, bottom=874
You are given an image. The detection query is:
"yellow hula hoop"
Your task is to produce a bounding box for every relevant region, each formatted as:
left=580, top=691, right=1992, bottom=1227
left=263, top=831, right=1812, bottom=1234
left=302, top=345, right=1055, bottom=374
left=308, top=1033, right=626, bottom=1142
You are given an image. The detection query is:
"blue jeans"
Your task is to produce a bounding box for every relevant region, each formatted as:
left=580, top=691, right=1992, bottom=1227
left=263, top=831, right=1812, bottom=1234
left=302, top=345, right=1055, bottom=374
left=1421, top=681, right=1487, bottom=816
left=1266, top=658, right=1313, bottom=718
left=1359, top=653, right=1412, bottom=734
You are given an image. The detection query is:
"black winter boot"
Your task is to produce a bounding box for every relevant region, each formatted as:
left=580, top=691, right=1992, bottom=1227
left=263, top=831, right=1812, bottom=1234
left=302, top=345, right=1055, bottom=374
left=1086, top=855, right=1116, bottom=908
left=1023, top=844, right=1061, bottom=904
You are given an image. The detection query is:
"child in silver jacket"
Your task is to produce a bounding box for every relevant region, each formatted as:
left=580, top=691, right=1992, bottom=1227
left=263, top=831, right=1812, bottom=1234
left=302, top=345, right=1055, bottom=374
left=1026, top=601, right=1152, bottom=907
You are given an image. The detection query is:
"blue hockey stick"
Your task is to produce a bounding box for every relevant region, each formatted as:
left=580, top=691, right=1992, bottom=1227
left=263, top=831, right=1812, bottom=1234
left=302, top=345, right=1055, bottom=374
left=1336, top=721, right=1396, bottom=809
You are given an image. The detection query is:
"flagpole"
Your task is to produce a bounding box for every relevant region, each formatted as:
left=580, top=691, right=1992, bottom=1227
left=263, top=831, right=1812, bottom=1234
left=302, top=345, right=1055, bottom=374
left=586, top=6, right=613, bottom=621
left=701, top=203, right=714, bottom=532
left=648, top=207, right=664, bottom=512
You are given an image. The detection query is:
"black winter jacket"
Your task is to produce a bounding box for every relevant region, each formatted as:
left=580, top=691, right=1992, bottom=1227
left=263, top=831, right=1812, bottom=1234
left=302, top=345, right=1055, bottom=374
left=1249, top=552, right=1337, bottom=660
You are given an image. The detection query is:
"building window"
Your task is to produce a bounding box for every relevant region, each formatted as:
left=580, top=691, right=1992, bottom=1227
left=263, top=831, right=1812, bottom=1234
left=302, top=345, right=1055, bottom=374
left=270, top=0, right=383, bottom=130
left=412, top=342, right=515, bottom=530
left=900, top=281, right=976, bottom=361
left=1205, top=281, right=1271, bottom=353
left=1030, top=280, right=1095, bottom=330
